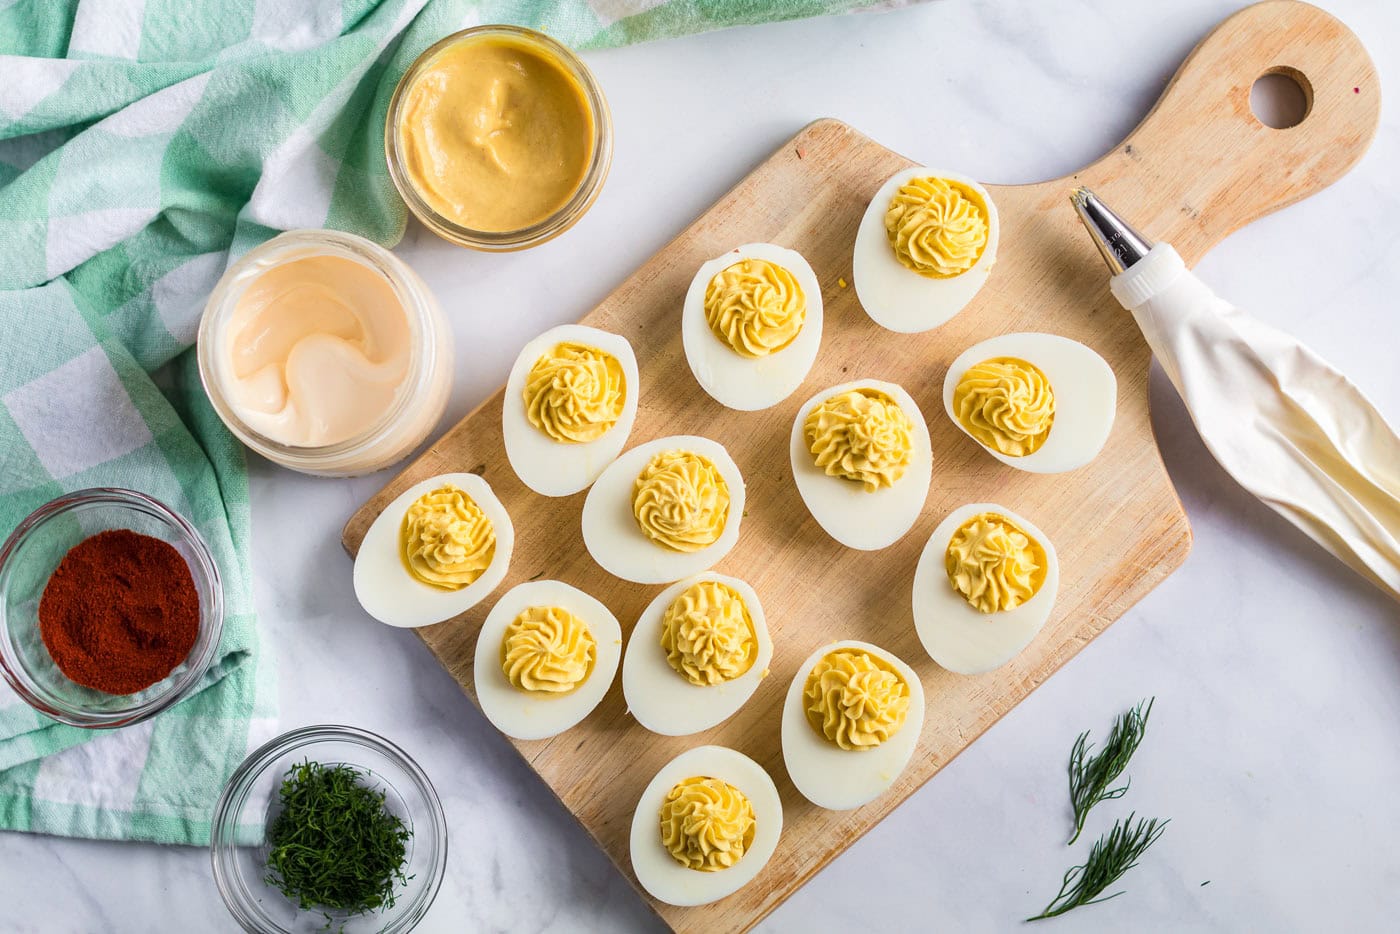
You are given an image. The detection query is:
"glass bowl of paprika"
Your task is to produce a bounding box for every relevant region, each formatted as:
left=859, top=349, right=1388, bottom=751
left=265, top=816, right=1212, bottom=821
left=0, top=487, right=224, bottom=728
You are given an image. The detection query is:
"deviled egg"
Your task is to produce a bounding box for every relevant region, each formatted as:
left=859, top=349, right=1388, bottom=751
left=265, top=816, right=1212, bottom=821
left=781, top=640, right=925, bottom=810
left=503, top=324, right=640, bottom=496
left=353, top=472, right=513, bottom=628
left=789, top=379, right=932, bottom=551
left=622, top=573, right=773, bottom=736
left=582, top=435, right=745, bottom=584
left=912, top=503, right=1060, bottom=674
left=473, top=579, right=622, bottom=740
left=630, top=745, right=782, bottom=907
left=943, top=332, right=1115, bottom=473
left=681, top=243, right=823, bottom=411
left=853, top=168, right=999, bottom=333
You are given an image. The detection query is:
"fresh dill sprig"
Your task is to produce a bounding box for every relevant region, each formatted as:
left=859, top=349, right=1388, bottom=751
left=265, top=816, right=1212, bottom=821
left=1026, top=813, right=1169, bottom=921
left=264, top=759, right=413, bottom=922
left=1066, top=697, right=1153, bottom=844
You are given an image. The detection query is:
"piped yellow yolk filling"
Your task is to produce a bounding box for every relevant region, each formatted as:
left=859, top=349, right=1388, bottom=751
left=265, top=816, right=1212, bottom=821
left=400, top=484, right=495, bottom=590
left=884, top=175, right=989, bottom=278
left=953, top=357, right=1055, bottom=457
left=804, top=649, right=910, bottom=751
left=703, top=258, right=806, bottom=358
left=804, top=388, right=914, bottom=492
left=632, top=450, right=730, bottom=553
left=500, top=605, right=596, bottom=694
left=660, top=580, right=757, bottom=686
left=523, top=341, right=626, bottom=444
left=659, top=776, right=755, bottom=872
left=945, top=512, right=1047, bottom=613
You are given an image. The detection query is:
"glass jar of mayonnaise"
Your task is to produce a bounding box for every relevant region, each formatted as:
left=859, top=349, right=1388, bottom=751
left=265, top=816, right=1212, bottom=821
left=385, top=25, right=613, bottom=251
left=197, top=229, right=453, bottom=477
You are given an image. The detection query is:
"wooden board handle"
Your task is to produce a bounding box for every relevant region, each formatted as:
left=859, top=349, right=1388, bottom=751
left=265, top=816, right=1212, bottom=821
left=1073, top=0, right=1379, bottom=264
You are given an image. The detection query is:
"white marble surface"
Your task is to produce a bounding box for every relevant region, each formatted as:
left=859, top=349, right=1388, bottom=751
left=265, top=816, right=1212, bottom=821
left=8, top=0, right=1400, bottom=930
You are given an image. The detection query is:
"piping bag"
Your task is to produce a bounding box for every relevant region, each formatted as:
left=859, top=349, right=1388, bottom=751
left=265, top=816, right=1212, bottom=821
left=1072, top=188, right=1400, bottom=602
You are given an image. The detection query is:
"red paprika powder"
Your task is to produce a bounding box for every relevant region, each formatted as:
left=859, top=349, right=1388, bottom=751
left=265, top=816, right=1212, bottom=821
left=39, top=528, right=200, bottom=696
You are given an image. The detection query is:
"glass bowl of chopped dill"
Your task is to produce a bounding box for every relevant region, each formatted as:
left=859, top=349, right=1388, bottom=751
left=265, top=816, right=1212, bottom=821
left=211, top=724, right=447, bottom=933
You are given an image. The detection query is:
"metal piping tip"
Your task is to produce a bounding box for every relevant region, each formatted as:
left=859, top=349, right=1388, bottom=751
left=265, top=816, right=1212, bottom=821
left=1070, top=187, right=1152, bottom=275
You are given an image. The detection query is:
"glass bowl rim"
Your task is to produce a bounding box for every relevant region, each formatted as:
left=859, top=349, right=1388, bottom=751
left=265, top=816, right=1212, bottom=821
left=0, top=486, right=225, bottom=728
left=384, top=23, right=614, bottom=251
left=210, top=723, right=449, bottom=934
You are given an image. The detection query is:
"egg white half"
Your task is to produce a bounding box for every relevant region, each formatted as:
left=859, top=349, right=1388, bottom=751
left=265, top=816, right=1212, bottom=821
left=681, top=243, right=824, bottom=411
left=912, top=502, right=1060, bottom=675
left=473, top=579, right=622, bottom=741
left=353, top=472, right=513, bottom=628
left=622, top=573, right=773, bottom=736
left=780, top=639, right=926, bottom=811
left=942, top=332, right=1116, bottom=474
left=629, top=745, right=783, bottom=907
left=502, top=323, right=641, bottom=497
left=788, top=379, right=933, bottom=551
left=852, top=167, right=999, bottom=333
left=581, top=435, right=746, bottom=585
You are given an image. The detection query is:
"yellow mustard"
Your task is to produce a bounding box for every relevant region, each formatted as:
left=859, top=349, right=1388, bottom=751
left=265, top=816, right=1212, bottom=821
left=633, top=450, right=730, bottom=552
left=400, top=485, right=495, bottom=590
left=659, top=776, right=755, bottom=872
left=804, top=649, right=910, bottom=750
left=660, top=580, right=757, bottom=686
left=804, top=387, right=914, bottom=491
left=954, top=357, right=1055, bottom=456
left=884, top=175, right=989, bottom=278
left=397, top=33, right=594, bottom=232
left=703, top=258, right=805, bottom=357
left=523, top=341, right=625, bottom=443
left=501, top=605, right=596, bottom=694
left=945, top=512, right=1047, bottom=613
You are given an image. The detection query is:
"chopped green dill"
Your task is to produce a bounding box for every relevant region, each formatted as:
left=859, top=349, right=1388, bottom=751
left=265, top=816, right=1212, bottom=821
left=1027, top=814, right=1169, bottom=921
left=1067, top=698, right=1153, bottom=844
left=264, top=760, right=412, bottom=922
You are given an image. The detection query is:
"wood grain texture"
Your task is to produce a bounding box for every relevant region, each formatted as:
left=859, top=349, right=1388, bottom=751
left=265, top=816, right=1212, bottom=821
left=342, top=3, right=1378, bottom=930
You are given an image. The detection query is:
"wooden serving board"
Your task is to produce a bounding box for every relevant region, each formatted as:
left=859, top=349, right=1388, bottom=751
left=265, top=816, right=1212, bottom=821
left=344, top=3, right=1379, bottom=929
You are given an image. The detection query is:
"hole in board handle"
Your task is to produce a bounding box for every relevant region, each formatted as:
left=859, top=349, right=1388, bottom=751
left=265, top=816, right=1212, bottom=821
left=1250, top=68, right=1312, bottom=129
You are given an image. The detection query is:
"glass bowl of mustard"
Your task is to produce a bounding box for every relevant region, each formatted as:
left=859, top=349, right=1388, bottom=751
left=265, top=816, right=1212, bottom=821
left=211, top=724, right=448, bottom=934
left=386, top=25, right=613, bottom=250
left=0, top=488, right=225, bottom=729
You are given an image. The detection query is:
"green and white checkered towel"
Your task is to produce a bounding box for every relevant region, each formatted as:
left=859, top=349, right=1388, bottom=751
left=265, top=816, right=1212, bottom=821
left=0, top=0, right=899, bottom=846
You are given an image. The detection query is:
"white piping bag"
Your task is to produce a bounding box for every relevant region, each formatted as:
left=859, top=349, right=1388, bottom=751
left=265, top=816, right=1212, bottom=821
left=1072, top=187, right=1400, bottom=601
